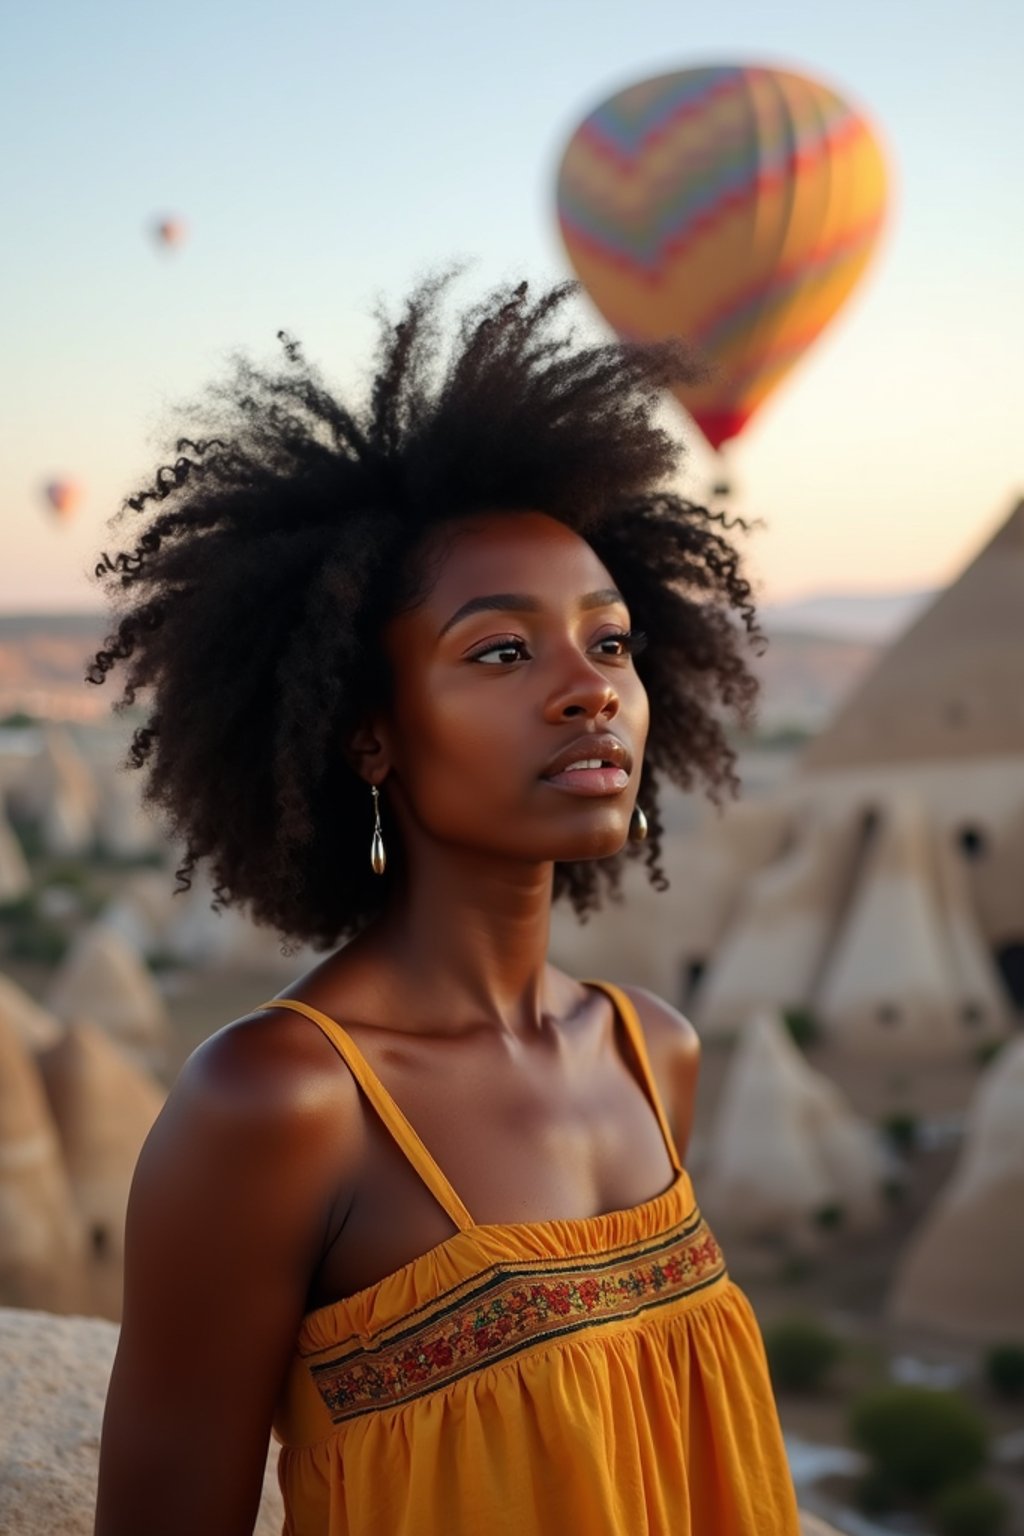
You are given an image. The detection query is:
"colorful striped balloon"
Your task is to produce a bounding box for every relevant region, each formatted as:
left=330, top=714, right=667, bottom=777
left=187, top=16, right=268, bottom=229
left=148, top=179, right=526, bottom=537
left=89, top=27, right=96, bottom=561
left=556, top=65, right=889, bottom=451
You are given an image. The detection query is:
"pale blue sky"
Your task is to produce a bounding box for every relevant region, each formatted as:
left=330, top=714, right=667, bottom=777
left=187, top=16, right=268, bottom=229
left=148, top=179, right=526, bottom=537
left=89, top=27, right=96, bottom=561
left=1, top=0, right=1021, bottom=609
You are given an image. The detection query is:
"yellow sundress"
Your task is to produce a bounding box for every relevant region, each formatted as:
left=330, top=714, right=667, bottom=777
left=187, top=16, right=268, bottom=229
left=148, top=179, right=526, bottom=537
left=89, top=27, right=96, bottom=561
left=256, top=983, right=800, bottom=1536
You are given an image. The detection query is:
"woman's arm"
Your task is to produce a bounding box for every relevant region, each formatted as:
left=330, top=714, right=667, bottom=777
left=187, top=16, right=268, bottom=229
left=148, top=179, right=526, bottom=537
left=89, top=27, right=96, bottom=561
left=95, top=1012, right=361, bottom=1536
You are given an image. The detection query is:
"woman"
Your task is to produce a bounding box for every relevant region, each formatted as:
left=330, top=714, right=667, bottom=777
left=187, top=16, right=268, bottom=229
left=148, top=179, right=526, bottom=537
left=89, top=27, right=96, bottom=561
left=92, top=279, right=800, bottom=1535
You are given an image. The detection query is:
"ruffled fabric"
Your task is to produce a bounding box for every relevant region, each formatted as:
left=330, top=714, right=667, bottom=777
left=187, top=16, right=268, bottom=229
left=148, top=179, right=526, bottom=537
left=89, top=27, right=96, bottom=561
left=274, top=1171, right=800, bottom=1536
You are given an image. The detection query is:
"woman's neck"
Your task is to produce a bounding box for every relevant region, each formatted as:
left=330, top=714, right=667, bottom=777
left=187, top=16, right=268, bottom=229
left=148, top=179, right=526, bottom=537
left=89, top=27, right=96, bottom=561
left=341, top=852, right=559, bottom=1039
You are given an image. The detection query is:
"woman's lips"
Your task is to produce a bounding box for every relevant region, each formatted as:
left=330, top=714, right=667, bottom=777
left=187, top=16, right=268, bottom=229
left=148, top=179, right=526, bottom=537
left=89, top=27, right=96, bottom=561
left=539, top=733, right=633, bottom=788
left=542, top=765, right=630, bottom=794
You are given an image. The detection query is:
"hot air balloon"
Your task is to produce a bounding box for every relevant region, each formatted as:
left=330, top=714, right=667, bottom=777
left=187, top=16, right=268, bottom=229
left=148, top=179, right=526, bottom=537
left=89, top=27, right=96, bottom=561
left=151, top=216, right=188, bottom=250
left=43, top=481, right=84, bottom=522
left=556, top=65, right=889, bottom=452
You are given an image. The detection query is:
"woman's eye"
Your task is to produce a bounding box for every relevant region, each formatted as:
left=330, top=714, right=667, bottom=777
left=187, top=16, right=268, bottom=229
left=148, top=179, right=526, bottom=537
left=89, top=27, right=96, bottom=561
left=593, top=630, right=647, bottom=659
left=470, top=638, right=530, bottom=665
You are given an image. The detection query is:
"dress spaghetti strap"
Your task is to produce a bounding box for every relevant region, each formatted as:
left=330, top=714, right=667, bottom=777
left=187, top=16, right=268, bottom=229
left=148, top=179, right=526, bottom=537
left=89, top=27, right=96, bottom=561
left=583, top=981, right=685, bottom=1176
left=253, top=997, right=475, bottom=1233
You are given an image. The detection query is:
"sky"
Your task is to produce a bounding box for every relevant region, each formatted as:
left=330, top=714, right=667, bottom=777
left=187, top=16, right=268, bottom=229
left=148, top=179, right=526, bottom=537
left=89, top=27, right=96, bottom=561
left=1, top=0, right=1021, bottom=611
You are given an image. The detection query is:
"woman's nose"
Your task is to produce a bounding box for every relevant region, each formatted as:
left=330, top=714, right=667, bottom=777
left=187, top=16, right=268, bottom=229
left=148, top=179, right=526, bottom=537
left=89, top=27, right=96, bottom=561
left=544, top=655, right=620, bottom=723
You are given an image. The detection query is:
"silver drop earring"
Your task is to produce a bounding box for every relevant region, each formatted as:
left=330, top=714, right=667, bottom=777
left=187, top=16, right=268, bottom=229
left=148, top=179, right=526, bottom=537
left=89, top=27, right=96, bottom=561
left=629, top=803, right=648, bottom=843
left=370, top=785, right=386, bottom=874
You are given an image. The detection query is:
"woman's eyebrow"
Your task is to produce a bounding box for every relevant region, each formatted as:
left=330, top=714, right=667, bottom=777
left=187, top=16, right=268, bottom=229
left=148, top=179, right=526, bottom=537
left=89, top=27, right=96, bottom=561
left=439, top=587, right=624, bottom=638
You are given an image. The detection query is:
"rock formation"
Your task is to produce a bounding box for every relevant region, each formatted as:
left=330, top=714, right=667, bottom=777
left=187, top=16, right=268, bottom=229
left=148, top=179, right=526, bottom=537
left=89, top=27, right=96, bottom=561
left=693, top=803, right=862, bottom=1038
left=0, top=1009, right=85, bottom=1311
left=38, top=1023, right=165, bottom=1316
left=0, top=1307, right=284, bottom=1535
left=0, top=970, right=63, bottom=1052
left=888, top=1037, right=1024, bottom=1341
left=46, top=924, right=168, bottom=1066
left=702, top=1012, right=890, bottom=1241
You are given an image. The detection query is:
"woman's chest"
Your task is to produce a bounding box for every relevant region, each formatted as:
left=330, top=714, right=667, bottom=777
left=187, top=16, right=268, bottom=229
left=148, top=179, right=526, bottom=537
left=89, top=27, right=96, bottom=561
left=307, top=1033, right=675, bottom=1309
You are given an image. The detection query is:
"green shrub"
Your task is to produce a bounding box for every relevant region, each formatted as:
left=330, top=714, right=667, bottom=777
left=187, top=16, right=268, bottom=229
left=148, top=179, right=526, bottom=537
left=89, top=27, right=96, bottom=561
left=7, top=923, right=69, bottom=965
left=973, top=1040, right=1005, bottom=1069
left=811, top=1201, right=845, bottom=1231
left=0, top=893, right=36, bottom=923
left=145, top=948, right=182, bottom=974
left=776, top=1253, right=816, bottom=1286
left=933, top=1480, right=1010, bottom=1536
left=42, top=862, right=92, bottom=892
left=6, top=815, right=45, bottom=863
left=781, top=1007, right=819, bottom=1049
left=760, top=725, right=814, bottom=749
left=0, top=889, right=71, bottom=965
left=90, top=843, right=166, bottom=871
left=881, top=1111, right=919, bottom=1154
left=849, top=1386, right=987, bottom=1499
left=763, top=1317, right=843, bottom=1393
left=984, top=1343, right=1024, bottom=1400
left=853, top=1466, right=900, bottom=1516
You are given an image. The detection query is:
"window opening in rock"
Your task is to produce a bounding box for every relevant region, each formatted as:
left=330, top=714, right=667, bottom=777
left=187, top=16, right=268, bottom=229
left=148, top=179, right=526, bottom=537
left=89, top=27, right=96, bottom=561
left=958, top=826, right=988, bottom=860
left=995, top=940, right=1024, bottom=1010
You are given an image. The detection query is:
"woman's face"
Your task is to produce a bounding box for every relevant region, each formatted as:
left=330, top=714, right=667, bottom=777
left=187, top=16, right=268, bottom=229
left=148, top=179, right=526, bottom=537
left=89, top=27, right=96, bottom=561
left=375, top=511, right=649, bottom=868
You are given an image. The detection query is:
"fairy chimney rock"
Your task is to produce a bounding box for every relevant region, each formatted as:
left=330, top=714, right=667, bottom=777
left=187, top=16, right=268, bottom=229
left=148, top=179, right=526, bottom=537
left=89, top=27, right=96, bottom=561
left=0, top=1011, right=85, bottom=1311
left=38, top=1023, right=165, bottom=1265
left=702, top=1012, right=889, bottom=1239
left=803, top=498, right=1024, bottom=771
left=0, top=970, right=64, bottom=1052
left=888, top=1038, right=1024, bottom=1341
left=45, top=925, right=168, bottom=1061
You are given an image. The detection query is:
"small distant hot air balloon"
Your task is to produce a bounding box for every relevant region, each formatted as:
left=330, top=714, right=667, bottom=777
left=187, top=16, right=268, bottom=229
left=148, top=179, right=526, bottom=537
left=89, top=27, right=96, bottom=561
left=556, top=64, right=890, bottom=451
left=43, top=480, right=84, bottom=522
left=151, top=215, right=188, bottom=250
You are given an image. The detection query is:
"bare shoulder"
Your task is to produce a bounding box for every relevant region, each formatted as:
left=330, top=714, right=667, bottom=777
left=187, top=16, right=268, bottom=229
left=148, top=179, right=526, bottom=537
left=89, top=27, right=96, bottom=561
left=135, top=1004, right=366, bottom=1226
left=614, top=985, right=701, bottom=1153
left=616, top=984, right=700, bottom=1064
left=171, top=1004, right=356, bottom=1122
left=174, top=1003, right=362, bottom=1125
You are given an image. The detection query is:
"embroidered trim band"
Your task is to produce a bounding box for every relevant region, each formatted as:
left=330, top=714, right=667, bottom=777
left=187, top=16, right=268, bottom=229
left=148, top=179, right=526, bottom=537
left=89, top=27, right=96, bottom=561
left=310, top=1208, right=727, bottom=1423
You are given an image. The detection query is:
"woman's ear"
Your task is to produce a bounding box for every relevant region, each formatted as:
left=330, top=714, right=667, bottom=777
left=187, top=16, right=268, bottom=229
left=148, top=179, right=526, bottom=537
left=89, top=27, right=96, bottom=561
left=347, top=721, right=391, bottom=786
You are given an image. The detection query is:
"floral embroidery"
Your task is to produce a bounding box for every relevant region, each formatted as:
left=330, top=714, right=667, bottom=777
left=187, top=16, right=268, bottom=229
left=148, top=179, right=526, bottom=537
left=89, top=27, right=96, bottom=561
left=310, top=1210, right=727, bottom=1423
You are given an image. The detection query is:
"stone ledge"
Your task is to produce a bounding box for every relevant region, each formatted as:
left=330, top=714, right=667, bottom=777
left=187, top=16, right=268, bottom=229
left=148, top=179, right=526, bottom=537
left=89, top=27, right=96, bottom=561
left=0, top=1307, right=282, bottom=1534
